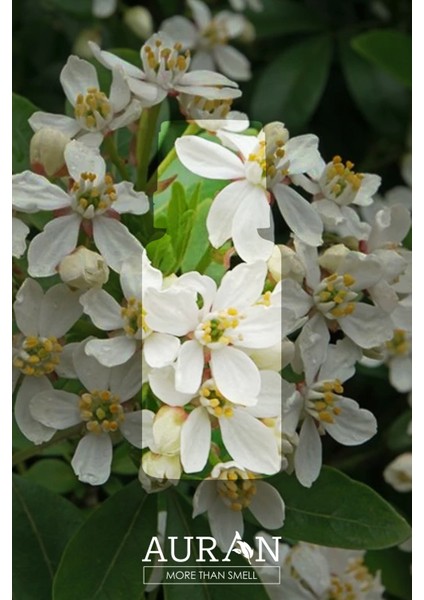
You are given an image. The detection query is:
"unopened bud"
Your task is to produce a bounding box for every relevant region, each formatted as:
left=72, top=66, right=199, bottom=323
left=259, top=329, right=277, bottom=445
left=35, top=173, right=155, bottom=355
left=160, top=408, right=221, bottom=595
left=152, top=406, right=186, bottom=456
left=263, top=121, right=290, bottom=147
left=268, top=244, right=305, bottom=283
left=383, top=453, right=412, bottom=492
left=59, top=247, right=109, bottom=290
left=141, top=452, right=182, bottom=483
left=73, top=28, right=102, bottom=59
left=239, top=21, right=256, bottom=43
left=319, top=244, right=350, bottom=273
left=30, top=128, right=70, bottom=178
left=124, top=7, right=154, bottom=40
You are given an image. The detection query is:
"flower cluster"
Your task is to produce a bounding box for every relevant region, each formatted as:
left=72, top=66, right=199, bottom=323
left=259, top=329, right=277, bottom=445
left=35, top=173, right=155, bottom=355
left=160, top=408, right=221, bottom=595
left=12, top=2, right=410, bottom=592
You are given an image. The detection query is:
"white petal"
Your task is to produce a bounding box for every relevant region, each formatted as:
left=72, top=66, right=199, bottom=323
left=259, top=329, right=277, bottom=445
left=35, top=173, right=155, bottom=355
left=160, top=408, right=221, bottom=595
left=247, top=370, right=284, bottom=418
left=280, top=279, right=312, bottom=319
left=340, top=304, right=392, bottom=348
left=188, top=0, right=211, bottom=28
left=190, top=50, right=216, bottom=72
left=213, top=260, right=266, bottom=311
left=193, top=480, right=218, bottom=516
left=14, top=278, right=43, bottom=336
left=14, top=377, right=56, bottom=444
left=231, top=185, right=274, bottom=263
left=181, top=407, right=211, bottom=473
left=206, top=180, right=249, bottom=248
left=127, top=78, right=165, bottom=104
left=294, top=416, right=322, bottom=488
left=283, top=134, right=321, bottom=174
left=175, top=136, right=245, bottom=179
left=27, top=214, right=81, bottom=277
left=55, top=342, right=79, bottom=378
left=297, top=314, right=330, bottom=385
left=175, top=340, right=204, bottom=394
left=28, top=112, right=80, bottom=137
left=290, top=545, right=331, bottom=596
left=149, top=366, right=194, bottom=407
left=93, top=0, right=117, bottom=18
left=249, top=481, right=285, bottom=529
left=317, top=338, right=361, bottom=383
left=325, top=397, right=377, bottom=445
left=109, top=67, right=131, bottom=112
left=389, top=356, right=412, bottom=393
left=12, top=218, right=29, bottom=258
left=140, top=409, right=154, bottom=449
left=113, top=182, right=149, bottom=215
left=144, top=287, right=198, bottom=335
left=73, top=341, right=111, bottom=390
left=85, top=336, right=137, bottom=367
left=12, top=171, right=71, bottom=212
left=213, top=45, right=251, bottom=81
left=60, top=56, right=99, bottom=106
left=161, top=16, right=198, bottom=47
left=144, top=333, right=180, bottom=368
left=39, top=284, right=83, bottom=338
left=179, top=70, right=239, bottom=88
left=88, top=42, right=144, bottom=79
left=119, top=254, right=143, bottom=299
left=92, top=216, right=143, bottom=273
left=64, top=140, right=105, bottom=182
left=30, top=390, right=80, bottom=429
left=80, top=288, right=122, bottom=330
left=211, top=346, right=260, bottom=404
left=120, top=411, right=144, bottom=448
left=236, top=306, right=283, bottom=348
left=71, top=433, right=113, bottom=485
left=108, top=351, right=143, bottom=399
left=208, top=496, right=244, bottom=552
left=220, top=410, right=280, bottom=474
left=273, top=184, right=323, bottom=246
left=109, top=98, right=142, bottom=129
left=338, top=253, right=382, bottom=291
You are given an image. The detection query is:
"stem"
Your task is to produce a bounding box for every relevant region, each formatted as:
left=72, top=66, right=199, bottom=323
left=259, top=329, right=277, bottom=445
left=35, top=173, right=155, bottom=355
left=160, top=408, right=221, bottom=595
left=12, top=424, right=83, bottom=467
left=145, top=122, right=200, bottom=195
left=135, top=103, right=162, bottom=191
left=103, top=134, right=130, bottom=181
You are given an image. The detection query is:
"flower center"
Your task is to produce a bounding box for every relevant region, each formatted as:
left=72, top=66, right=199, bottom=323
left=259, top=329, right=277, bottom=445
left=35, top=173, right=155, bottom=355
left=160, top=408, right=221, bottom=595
left=179, top=94, right=232, bottom=121
left=121, top=296, right=147, bottom=339
left=217, top=468, right=257, bottom=511
left=200, top=382, right=234, bottom=418
left=79, top=389, right=124, bottom=434
left=307, top=379, right=344, bottom=424
left=203, top=21, right=230, bottom=46
left=142, top=39, right=191, bottom=84
left=248, top=140, right=267, bottom=176
left=324, top=155, right=364, bottom=203
left=74, top=87, right=112, bottom=130
left=386, top=329, right=410, bottom=356
left=195, top=307, right=241, bottom=347
left=13, top=336, right=62, bottom=377
left=329, top=557, right=376, bottom=599
left=71, top=172, right=117, bottom=217
left=314, top=273, right=358, bottom=319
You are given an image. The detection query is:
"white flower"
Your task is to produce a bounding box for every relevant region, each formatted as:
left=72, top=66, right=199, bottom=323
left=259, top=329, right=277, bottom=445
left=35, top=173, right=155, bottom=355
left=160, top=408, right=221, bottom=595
left=383, top=453, right=412, bottom=492
left=12, top=217, right=29, bottom=258
left=162, top=0, right=252, bottom=81
left=256, top=537, right=384, bottom=600
left=177, top=93, right=249, bottom=135
left=29, top=343, right=144, bottom=486
left=175, top=124, right=323, bottom=262
left=29, top=55, right=141, bottom=141
left=80, top=252, right=190, bottom=367
left=13, top=278, right=83, bottom=443
left=89, top=32, right=242, bottom=107
left=282, top=339, right=377, bottom=488
left=12, top=141, right=148, bottom=275
left=193, top=461, right=285, bottom=551
left=59, top=247, right=109, bottom=290
left=267, top=244, right=306, bottom=284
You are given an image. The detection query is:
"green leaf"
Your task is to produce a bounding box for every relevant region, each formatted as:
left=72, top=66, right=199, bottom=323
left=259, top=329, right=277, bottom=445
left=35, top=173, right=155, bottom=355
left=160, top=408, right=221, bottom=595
left=164, top=490, right=270, bottom=600
left=339, top=39, right=410, bottom=139
left=166, top=181, right=195, bottom=265
left=250, top=0, right=328, bottom=38
left=386, top=410, right=412, bottom=452
left=250, top=36, right=333, bottom=129
left=146, top=233, right=178, bottom=275
left=47, top=0, right=92, bottom=17
left=23, top=459, right=78, bottom=494
left=267, top=467, right=411, bottom=549
left=181, top=198, right=213, bottom=272
left=13, top=475, right=84, bottom=600
left=53, top=480, right=157, bottom=600
left=366, top=547, right=412, bottom=600
left=12, top=93, right=38, bottom=173
left=351, top=29, right=412, bottom=88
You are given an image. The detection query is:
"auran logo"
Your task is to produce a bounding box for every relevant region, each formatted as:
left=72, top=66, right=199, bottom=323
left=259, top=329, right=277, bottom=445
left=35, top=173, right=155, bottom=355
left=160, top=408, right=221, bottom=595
left=142, top=531, right=280, bottom=564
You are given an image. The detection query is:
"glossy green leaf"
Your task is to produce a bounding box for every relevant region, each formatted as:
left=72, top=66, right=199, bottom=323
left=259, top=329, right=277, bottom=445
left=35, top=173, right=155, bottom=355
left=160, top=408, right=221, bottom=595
left=339, top=39, right=410, bottom=139
left=53, top=480, right=157, bottom=600
left=351, top=29, right=412, bottom=88
left=12, top=93, right=38, bottom=173
left=146, top=233, right=178, bottom=275
left=23, top=459, right=77, bottom=494
left=250, top=36, right=333, bottom=129
left=181, top=198, right=213, bottom=272
left=13, top=475, right=84, bottom=600
left=267, top=467, right=411, bottom=549
left=250, top=0, right=327, bottom=38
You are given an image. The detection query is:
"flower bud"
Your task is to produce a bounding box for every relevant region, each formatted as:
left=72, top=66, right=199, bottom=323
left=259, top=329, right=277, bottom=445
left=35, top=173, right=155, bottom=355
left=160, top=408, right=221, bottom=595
left=140, top=452, right=182, bottom=485
left=319, top=244, right=350, bottom=273
left=30, top=128, right=70, bottom=178
left=239, top=21, right=256, bottom=43
left=268, top=244, right=305, bottom=283
left=263, top=121, right=290, bottom=147
left=73, top=28, right=102, bottom=59
left=58, top=247, right=109, bottom=290
left=383, top=453, right=412, bottom=492
left=152, top=406, right=186, bottom=456
left=124, top=7, right=154, bottom=40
